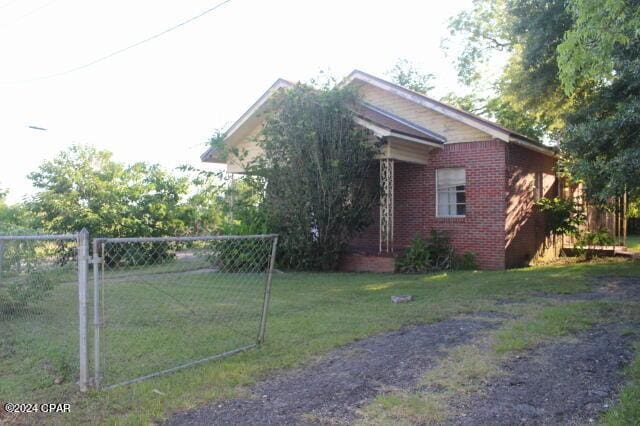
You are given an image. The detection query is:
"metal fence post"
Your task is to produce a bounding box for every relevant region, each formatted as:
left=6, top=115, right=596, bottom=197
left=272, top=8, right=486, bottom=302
left=92, top=238, right=102, bottom=389
left=0, top=240, right=4, bottom=281
left=258, top=236, right=278, bottom=344
left=77, top=229, right=90, bottom=392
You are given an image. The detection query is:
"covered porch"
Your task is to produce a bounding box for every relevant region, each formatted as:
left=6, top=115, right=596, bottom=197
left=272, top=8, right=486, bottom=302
left=342, top=104, right=445, bottom=271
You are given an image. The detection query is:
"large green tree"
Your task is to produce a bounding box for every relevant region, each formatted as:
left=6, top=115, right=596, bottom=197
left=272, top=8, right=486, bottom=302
left=0, top=188, right=32, bottom=232
left=447, top=0, right=640, bottom=199
left=27, top=145, right=197, bottom=237
left=554, top=0, right=640, bottom=199
left=250, top=83, right=379, bottom=270
left=445, top=0, right=574, bottom=138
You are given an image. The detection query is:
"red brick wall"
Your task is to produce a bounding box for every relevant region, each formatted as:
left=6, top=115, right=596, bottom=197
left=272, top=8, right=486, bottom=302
left=348, top=140, right=509, bottom=270
left=504, top=144, right=558, bottom=267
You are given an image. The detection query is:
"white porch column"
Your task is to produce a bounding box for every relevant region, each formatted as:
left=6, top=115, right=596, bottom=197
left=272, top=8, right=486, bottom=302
left=379, top=158, right=394, bottom=253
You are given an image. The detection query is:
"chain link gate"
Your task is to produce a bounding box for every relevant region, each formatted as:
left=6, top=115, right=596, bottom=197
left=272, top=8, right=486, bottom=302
left=92, top=235, right=278, bottom=389
left=0, top=231, right=91, bottom=400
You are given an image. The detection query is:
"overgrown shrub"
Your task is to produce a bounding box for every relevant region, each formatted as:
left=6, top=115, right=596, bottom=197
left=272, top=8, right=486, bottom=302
left=396, top=230, right=477, bottom=273
left=250, top=83, right=379, bottom=271
left=536, top=197, right=585, bottom=237
left=575, top=228, right=615, bottom=250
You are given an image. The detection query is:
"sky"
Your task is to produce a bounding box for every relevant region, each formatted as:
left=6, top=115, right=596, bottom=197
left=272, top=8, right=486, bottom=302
left=0, top=0, right=493, bottom=204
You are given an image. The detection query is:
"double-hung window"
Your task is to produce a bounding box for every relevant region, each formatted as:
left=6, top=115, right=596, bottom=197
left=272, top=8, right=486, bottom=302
left=436, top=168, right=466, bottom=217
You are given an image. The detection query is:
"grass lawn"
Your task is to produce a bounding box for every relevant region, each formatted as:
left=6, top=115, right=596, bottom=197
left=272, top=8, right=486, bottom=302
left=627, top=235, right=640, bottom=252
left=1, top=258, right=639, bottom=425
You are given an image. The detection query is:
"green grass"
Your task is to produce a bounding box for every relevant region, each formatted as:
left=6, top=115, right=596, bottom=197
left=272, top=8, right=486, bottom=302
left=626, top=235, right=640, bottom=252
left=1, top=259, right=639, bottom=424
left=602, top=342, right=640, bottom=425
left=494, top=300, right=627, bottom=353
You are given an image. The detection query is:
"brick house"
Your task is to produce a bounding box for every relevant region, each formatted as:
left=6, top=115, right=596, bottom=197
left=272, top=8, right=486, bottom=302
left=201, top=70, right=559, bottom=271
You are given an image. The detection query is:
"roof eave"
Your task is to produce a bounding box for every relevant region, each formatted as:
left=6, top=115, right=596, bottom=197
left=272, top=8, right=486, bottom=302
left=200, top=78, right=294, bottom=163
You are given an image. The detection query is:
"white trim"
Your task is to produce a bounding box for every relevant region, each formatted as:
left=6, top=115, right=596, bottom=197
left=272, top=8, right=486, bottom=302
left=202, top=79, right=293, bottom=162
left=354, top=117, right=444, bottom=149
left=508, top=136, right=559, bottom=158
left=225, top=79, right=293, bottom=141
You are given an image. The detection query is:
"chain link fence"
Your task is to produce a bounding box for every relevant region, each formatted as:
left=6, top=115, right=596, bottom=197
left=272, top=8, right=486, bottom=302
left=0, top=231, right=278, bottom=397
left=0, top=233, right=83, bottom=401
left=94, top=235, right=278, bottom=389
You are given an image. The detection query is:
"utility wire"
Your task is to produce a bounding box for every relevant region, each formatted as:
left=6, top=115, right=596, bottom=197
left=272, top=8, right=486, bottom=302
left=0, top=0, right=60, bottom=29
left=1, top=0, right=233, bottom=85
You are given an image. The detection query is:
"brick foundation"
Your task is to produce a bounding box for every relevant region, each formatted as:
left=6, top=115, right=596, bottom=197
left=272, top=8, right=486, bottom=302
left=339, top=252, right=396, bottom=272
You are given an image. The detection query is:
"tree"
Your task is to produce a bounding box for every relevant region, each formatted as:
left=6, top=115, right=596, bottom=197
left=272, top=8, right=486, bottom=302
left=445, top=0, right=576, bottom=137
left=249, top=83, right=379, bottom=270
left=0, top=188, right=32, bottom=232
left=561, top=36, right=640, bottom=201
left=447, top=0, right=640, bottom=199
left=555, top=0, right=640, bottom=200
left=386, top=59, right=435, bottom=94
left=557, top=0, right=640, bottom=95
left=27, top=145, right=194, bottom=238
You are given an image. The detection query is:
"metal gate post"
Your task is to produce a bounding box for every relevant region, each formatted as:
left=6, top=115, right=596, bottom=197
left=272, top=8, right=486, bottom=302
left=77, top=229, right=90, bottom=392
left=258, top=236, right=278, bottom=344
left=0, top=240, right=4, bottom=281
left=92, top=238, right=102, bottom=389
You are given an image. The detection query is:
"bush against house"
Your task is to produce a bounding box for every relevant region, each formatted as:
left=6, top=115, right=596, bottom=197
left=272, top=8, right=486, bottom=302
left=250, top=83, right=379, bottom=270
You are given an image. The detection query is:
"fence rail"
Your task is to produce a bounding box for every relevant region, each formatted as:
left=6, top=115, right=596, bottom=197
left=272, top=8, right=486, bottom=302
left=0, top=231, right=278, bottom=397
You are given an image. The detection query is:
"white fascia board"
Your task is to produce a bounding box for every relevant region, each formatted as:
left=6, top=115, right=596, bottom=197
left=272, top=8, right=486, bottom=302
left=224, top=79, right=293, bottom=143
left=201, top=79, right=293, bottom=163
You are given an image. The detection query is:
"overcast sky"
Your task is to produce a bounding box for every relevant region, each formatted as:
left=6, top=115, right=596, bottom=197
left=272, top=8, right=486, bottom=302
left=0, top=0, right=495, bottom=204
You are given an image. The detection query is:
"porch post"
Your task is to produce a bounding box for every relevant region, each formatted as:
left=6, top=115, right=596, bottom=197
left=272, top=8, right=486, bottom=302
left=379, top=158, right=394, bottom=253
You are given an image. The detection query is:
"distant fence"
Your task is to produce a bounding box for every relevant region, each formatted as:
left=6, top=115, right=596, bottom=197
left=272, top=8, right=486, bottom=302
left=0, top=231, right=278, bottom=397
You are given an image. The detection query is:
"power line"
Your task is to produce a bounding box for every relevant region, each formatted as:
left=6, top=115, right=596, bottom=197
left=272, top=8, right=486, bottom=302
left=0, top=0, right=60, bottom=30
left=1, top=0, right=233, bottom=85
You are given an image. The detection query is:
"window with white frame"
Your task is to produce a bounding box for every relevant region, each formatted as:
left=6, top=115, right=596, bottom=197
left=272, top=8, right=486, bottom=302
left=436, top=168, right=466, bottom=217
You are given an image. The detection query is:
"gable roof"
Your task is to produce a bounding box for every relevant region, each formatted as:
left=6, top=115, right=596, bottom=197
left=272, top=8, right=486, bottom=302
left=202, top=70, right=557, bottom=163
left=201, top=78, right=293, bottom=162
left=343, top=69, right=557, bottom=156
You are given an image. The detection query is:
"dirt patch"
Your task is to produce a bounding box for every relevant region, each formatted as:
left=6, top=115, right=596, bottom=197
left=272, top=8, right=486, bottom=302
left=166, top=276, right=639, bottom=425
left=451, top=324, right=636, bottom=425
left=166, top=318, right=499, bottom=425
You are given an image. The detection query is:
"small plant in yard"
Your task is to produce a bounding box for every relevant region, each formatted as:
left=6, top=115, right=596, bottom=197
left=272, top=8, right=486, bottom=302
left=396, top=230, right=476, bottom=272
left=395, top=234, right=431, bottom=273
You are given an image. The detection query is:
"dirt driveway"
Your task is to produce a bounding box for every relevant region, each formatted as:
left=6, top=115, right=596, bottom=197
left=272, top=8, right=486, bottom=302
left=166, top=277, right=640, bottom=425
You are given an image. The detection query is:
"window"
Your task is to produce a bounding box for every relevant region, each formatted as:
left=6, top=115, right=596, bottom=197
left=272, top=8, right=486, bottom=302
left=436, top=168, right=466, bottom=217
left=534, top=172, right=543, bottom=201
